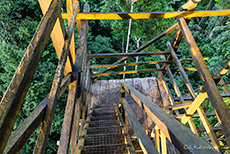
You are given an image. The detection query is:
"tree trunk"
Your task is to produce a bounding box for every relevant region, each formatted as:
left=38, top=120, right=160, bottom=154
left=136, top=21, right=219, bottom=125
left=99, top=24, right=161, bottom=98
left=123, top=3, right=134, bottom=79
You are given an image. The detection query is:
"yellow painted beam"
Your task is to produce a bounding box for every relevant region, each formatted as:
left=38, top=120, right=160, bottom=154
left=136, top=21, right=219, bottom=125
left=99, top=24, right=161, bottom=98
left=181, top=92, right=208, bottom=124
left=39, top=0, right=72, bottom=75
left=62, top=9, right=230, bottom=20
left=67, top=0, right=76, bottom=66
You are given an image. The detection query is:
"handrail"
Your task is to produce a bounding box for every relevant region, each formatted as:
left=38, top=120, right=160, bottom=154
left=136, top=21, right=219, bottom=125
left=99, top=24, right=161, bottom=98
left=119, top=98, right=159, bottom=154
left=121, top=82, right=220, bottom=154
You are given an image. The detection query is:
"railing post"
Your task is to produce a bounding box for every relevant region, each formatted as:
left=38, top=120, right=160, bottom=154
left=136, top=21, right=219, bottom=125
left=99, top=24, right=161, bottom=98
left=70, top=4, right=89, bottom=154
left=155, top=125, right=160, bottom=153
left=119, top=85, right=126, bottom=124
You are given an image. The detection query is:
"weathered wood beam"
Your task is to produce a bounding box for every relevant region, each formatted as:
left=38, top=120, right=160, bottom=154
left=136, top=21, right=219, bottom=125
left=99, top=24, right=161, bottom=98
left=57, top=81, right=77, bottom=154
left=122, top=83, right=220, bottom=154
left=33, top=2, right=79, bottom=153
left=180, top=92, right=207, bottom=124
left=120, top=98, right=159, bottom=154
left=178, top=17, right=230, bottom=144
left=160, top=130, right=167, bottom=154
left=219, top=59, right=230, bottom=76
left=67, top=0, right=76, bottom=68
left=174, top=92, right=230, bottom=101
left=87, top=51, right=171, bottom=59
left=116, top=109, right=136, bottom=153
left=91, top=67, right=197, bottom=78
left=89, top=57, right=209, bottom=69
left=0, top=1, right=63, bottom=153
left=154, top=126, right=160, bottom=153
left=197, top=127, right=222, bottom=132
left=39, top=0, right=73, bottom=75
left=92, top=68, right=165, bottom=78
left=165, top=102, right=193, bottom=110
left=167, top=42, right=196, bottom=98
left=161, top=55, right=198, bottom=135
left=56, top=3, right=80, bottom=154
left=71, top=5, right=89, bottom=153
left=61, top=9, right=230, bottom=20
left=156, top=64, right=176, bottom=108
left=3, top=74, right=71, bottom=154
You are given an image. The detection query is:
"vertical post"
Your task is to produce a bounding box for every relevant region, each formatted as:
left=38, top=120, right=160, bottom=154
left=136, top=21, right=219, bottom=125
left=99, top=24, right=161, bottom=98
left=70, top=4, right=89, bottom=153
left=155, top=125, right=160, bottom=153
left=120, top=85, right=126, bottom=124
left=161, top=130, right=167, bottom=154
left=161, top=55, right=198, bottom=135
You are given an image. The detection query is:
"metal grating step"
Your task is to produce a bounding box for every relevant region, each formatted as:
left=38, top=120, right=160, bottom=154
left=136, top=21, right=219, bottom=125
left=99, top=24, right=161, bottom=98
left=89, top=120, right=120, bottom=127
left=87, top=126, right=122, bottom=134
left=91, top=115, right=117, bottom=121
left=81, top=144, right=128, bottom=154
left=92, top=111, right=116, bottom=116
left=84, top=133, right=124, bottom=145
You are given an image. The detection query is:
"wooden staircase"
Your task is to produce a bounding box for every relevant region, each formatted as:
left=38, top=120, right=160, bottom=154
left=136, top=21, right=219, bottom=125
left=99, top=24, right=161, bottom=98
left=76, top=104, right=136, bottom=154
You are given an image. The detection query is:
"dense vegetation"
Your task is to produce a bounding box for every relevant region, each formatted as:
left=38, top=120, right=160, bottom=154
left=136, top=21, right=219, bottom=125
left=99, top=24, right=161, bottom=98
left=0, top=0, right=229, bottom=153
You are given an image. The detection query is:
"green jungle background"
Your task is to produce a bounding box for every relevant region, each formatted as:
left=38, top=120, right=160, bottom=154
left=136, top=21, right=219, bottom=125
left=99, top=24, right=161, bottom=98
left=0, top=0, right=230, bottom=153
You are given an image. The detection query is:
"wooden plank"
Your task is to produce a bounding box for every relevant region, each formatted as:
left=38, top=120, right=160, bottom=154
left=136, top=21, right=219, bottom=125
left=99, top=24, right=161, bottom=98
left=0, top=1, right=63, bottom=153
left=180, top=92, right=207, bottom=124
left=155, top=126, right=160, bottom=153
left=89, top=57, right=209, bottom=69
left=39, top=0, right=72, bottom=75
left=160, top=131, right=167, bottom=154
left=4, top=74, right=71, bottom=154
left=197, top=107, right=219, bottom=151
left=93, top=23, right=179, bottom=79
left=156, top=64, right=175, bottom=108
left=116, top=108, right=136, bottom=153
left=178, top=17, right=230, bottom=144
left=57, top=81, right=77, bottom=154
left=120, top=98, right=159, bottom=154
left=167, top=42, right=196, bottom=98
left=67, top=0, right=76, bottom=69
left=174, top=92, right=230, bottom=102
left=57, top=2, right=80, bottom=152
left=61, top=9, right=230, bottom=20
left=71, top=5, right=89, bottom=153
left=87, top=51, right=171, bottom=58
left=122, top=82, right=220, bottom=154
left=219, top=59, right=230, bottom=76
left=92, top=68, right=165, bottom=78
left=197, top=127, right=221, bottom=132
left=33, top=2, right=79, bottom=152
left=161, top=55, right=198, bottom=135
left=165, top=102, right=193, bottom=110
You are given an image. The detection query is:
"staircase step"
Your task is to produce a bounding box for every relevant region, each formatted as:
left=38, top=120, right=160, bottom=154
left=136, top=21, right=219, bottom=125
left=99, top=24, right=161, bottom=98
left=92, top=111, right=116, bottom=116
left=89, top=120, right=120, bottom=127
left=81, top=144, right=128, bottom=154
left=87, top=126, right=122, bottom=134
left=91, top=115, right=117, bottom=121
left=84, top=133, right=124, bottom=145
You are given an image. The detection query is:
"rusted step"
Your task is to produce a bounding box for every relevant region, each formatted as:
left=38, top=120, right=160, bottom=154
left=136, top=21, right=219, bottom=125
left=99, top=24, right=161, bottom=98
left=81, top=144, right=128, bottom=154
left=89, top=120, right=120, bottom=127
left=84, top=133, right=124, bottom=146
left=87, top=126, right=122, bottom=135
